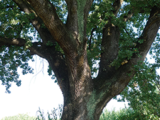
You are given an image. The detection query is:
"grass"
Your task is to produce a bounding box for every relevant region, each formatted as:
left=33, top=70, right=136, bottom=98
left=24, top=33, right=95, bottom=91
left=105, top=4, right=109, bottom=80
left=100, top=108, right=160, bottom=120
left=1, top=114, right=36, bottom=120
left=1, top=106, right=61, bottom=120
left=1, top=107, right=160, bottom=120
left=100, top=108, right=136, bottom=120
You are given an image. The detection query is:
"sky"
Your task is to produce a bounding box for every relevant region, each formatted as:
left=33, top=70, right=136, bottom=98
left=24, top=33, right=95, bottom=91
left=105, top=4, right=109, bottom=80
left=0, top=55, right=129, bottom=119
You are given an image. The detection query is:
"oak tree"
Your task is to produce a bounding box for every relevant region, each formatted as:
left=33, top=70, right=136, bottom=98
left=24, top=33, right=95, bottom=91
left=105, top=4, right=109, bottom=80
left=0, top=0, right=160, bottom=120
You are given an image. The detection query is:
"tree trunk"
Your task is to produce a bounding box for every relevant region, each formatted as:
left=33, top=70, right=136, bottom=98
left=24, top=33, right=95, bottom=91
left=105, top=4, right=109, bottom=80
left=61, top=87, right=113, bottom=120
left=44, top=44, right=136, bottom=120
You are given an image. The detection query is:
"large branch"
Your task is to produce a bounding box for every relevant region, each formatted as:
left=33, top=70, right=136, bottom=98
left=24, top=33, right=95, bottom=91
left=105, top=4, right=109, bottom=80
left=3, top=1, right=60, bottom=58
left=0, top=36, right=69, bottom=97
left=97, top=22, right=120, bottom=81
left=0, top=36, right=45, bottom=57
left=93, top=6, right=160, bottom=97
left=26, top=0, right=78, bottom=53
left=92, top=7, right=160, bottom=115
left=137, top=6, right=160, bottom=60
left=12, top=0, right=70, bottom=98
left=13, top=0, right=53, bottom=45
left=65, top=0, right=93, bottom=44
left=13, top=0, right=34, bottom=14
left=0, top=37, right=26, bottom=46
left=88, top=1, right=123, bottom=80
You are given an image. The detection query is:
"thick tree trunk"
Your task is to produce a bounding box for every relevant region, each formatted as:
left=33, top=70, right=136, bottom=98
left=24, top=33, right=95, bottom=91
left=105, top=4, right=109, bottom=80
left=44, top=47, right=107, bottom=120
left=44, top=48, right=126, bottom=120
left=60, top=54, right=97, bottom=120
left=59, top=69, right=110, bottom=120
left=61, top=88, right=112, bottom=120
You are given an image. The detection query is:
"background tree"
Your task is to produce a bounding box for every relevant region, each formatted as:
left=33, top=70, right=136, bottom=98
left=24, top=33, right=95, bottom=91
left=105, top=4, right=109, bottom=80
left=0, top=0, right=160, bottom=120
left=118, top=60, right=160, bottom=119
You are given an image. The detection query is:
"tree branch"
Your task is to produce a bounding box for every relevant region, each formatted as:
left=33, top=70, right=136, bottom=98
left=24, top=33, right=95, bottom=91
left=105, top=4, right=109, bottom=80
left=13, top=0, right=50, bottom=44
left=0, top=36, right=69, bottom=95
left=0, top=36, right=45, bottom=57
left=25, top=0, right=80, bottom=55
left=26, top=0, right=66, bottom=40
left=97, top=22, right=120, bottom=81
left=137, top=6, right=160, bottom=60
left=93, top=6, right=160, bottom=101
left=13, top=0, right=38, bottom=16
left=11, top=1, right=70, bottom=98
left=0, top=37, right=26, bottom=46
left=112, top=0, right=124, bottom=16
left=65, top=0, right=93, bottom=44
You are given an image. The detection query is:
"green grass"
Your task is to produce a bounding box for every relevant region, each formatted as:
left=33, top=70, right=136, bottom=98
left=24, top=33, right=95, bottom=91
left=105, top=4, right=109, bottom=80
left=1, top=107, right=160, bottom=120
left=100, top=108, right=136, bottom=120
left=1, top=114, right=36, bottom=120
left=100, top=108, right=160, bottom=120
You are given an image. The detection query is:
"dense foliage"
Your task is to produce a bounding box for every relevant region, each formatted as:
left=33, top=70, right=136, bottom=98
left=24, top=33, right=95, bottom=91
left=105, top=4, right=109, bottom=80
left=117, top=61, right=160, bottom=118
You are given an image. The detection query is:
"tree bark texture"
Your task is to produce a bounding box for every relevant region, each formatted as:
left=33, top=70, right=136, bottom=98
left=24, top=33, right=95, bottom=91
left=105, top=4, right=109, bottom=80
left=1, top=0, right=160, bottom=120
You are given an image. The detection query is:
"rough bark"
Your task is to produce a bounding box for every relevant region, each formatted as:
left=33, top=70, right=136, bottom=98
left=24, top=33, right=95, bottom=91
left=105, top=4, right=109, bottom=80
left=1, top=0, right=160, bottom=120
